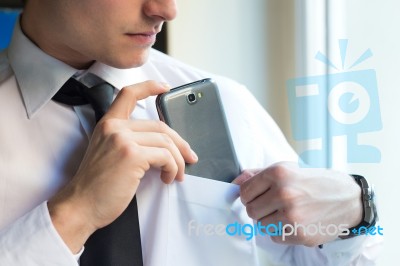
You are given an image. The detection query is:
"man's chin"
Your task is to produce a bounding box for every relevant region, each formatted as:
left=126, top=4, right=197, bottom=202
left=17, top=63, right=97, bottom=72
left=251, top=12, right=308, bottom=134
left=118, top=50, right=150, bottom=69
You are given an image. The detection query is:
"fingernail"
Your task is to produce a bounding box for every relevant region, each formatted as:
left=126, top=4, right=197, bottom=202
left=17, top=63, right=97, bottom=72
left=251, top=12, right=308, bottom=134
left=191, top=150, right=198, bottom=161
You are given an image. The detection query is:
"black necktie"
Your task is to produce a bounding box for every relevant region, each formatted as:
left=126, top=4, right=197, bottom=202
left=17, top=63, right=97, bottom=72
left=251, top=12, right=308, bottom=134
left=53, top=78, right=144, bottom=266
left=52, top=78, right=114, bottom=122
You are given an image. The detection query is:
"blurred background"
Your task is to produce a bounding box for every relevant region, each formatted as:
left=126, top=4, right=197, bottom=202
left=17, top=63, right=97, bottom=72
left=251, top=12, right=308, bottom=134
left=1, top=0, right=397, bottom=265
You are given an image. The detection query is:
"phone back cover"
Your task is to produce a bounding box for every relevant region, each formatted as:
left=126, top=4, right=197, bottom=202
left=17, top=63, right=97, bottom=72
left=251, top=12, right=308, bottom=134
left=158, top=80, right=240, bottom=182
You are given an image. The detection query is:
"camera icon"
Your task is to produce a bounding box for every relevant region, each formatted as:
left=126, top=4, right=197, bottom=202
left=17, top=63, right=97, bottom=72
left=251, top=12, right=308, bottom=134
left=287, top=69, right=382, bottom=168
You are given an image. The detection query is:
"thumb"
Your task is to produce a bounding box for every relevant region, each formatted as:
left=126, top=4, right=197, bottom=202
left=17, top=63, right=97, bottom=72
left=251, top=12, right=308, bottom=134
left=104, top=80, right=170, bottom=120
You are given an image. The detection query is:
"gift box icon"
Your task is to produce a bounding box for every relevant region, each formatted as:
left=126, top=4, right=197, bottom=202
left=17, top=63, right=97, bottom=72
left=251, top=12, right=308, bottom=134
left=287, top=40, right=382, bottom=168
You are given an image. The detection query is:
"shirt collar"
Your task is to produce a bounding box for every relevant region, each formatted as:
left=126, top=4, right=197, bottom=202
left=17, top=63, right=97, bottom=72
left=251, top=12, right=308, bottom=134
left=7, top=19, right=147, bottom=119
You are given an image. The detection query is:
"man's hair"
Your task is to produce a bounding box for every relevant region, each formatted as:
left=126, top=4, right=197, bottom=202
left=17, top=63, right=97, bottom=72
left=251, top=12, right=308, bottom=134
left=0, top=0, right=25, bottom=7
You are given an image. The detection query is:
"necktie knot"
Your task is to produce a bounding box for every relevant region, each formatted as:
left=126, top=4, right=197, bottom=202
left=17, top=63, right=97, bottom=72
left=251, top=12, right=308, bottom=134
left=53, top=77, right=114, bottom=122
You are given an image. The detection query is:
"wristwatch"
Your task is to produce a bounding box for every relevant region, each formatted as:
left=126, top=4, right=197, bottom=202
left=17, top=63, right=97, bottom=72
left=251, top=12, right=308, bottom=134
left=344, top=174, right=378, bottom=238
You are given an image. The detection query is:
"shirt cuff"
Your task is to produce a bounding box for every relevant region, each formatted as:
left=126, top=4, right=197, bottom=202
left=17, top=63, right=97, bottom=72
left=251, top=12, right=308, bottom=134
left=321, top=235, right=383, bottom=265
left=0, top=202, right=79, bottom=265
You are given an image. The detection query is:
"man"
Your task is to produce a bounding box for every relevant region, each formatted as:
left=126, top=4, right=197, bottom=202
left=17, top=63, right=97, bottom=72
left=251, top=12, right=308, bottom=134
left=0, top=0, right=381, bottom=265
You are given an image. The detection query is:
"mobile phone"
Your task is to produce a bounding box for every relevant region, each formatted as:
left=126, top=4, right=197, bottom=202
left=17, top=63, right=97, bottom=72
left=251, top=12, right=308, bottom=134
left=156, top=78, right=240, bottom=183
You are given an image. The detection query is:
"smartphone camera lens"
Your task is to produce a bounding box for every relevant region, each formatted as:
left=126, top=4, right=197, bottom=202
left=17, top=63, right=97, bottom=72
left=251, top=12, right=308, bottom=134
left=187, top=93, right=197, bottom=104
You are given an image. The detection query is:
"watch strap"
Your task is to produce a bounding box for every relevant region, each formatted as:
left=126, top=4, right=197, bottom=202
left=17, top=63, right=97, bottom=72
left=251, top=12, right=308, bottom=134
left=344, top=174, right=378, bottom=238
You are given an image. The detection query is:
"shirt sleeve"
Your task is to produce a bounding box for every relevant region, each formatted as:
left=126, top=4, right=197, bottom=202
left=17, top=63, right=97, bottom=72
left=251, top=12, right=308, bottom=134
left=318, top=235, right=383, bottom=266
left=0, top=202, right=79, bottom=266
left=254, top=226, right=383, bottom=266
left=293, top=236, right=383, bottom=266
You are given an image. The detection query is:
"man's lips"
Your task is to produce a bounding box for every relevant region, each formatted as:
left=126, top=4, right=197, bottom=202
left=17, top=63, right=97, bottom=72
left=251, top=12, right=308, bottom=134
left=125, top=32, right=158, bottom=46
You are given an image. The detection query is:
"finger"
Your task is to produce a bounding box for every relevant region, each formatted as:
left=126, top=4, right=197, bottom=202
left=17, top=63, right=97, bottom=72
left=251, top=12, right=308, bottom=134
left=258, top=210, right=310, bottom=246
left=240, top=171, right=273, bottom=205
left=270, top=225, right=304, bottom=246
left=138, top=145, right=179, bottom=184
left=105, top=80, right=170, bottom=120
left=130, top=131, right=186, bottom=181
left=257, top=211, right=285, bottom=235
left=256, top=213, right=297, bottom=245
left=232, top=169, right=262, bottom=185
left=118, top=120, right=198, bottom=164
left=258, top=213, right=294, bottom=244
left=245, top=189, right=281, bottom=220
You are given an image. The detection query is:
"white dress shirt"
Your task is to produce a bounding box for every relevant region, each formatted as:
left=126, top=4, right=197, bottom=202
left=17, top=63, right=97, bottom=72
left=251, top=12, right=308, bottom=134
left=0, top=22, right=382, bottom=266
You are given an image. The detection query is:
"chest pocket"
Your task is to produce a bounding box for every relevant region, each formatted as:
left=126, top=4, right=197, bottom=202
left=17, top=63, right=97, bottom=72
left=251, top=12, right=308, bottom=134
left=166, top=175, right=259, bottom=266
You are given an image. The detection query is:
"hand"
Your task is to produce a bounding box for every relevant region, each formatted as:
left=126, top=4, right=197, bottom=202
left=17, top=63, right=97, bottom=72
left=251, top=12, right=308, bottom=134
left=48, top=81, right=198, bottom=253
left=233, top=162, right=362, bottom=247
